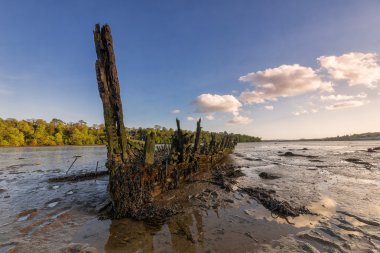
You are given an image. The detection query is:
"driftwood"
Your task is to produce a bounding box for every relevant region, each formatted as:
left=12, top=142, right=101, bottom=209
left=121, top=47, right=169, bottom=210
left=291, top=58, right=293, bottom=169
left=240, top=187, right=314, bottom=219
left=65, top=155, right=81, bottom=174
left=48, top=171, right=108, bottom=183
left=93, top=24, right=237, bottom=219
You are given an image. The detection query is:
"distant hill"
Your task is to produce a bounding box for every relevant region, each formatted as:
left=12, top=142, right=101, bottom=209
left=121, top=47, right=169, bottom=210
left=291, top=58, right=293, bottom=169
left=268, top=132, right=380, bottom=142
left=319, top=132, right=380, bottom=141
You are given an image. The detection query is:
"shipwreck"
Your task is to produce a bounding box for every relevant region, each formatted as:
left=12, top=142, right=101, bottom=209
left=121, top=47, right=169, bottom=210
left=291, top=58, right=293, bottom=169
left=93, top=24, right=237, bottom=219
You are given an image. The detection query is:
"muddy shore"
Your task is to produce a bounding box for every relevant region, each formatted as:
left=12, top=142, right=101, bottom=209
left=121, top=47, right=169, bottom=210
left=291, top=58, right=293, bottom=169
left=1, top=142, right=380, bottom=252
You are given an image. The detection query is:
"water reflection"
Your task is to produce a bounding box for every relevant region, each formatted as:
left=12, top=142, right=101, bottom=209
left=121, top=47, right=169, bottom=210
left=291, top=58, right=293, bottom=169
left=73, top=199, right=304, bottom=253
left=103, top=209, right=205, bottom=253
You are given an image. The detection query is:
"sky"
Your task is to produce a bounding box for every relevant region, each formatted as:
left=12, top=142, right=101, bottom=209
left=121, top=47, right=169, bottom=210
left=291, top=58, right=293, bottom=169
left=1, top=0, right=380, bottom=140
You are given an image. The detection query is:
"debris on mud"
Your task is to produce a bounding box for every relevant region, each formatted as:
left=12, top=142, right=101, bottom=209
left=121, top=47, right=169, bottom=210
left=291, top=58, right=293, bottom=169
left=16, top=209, right=37, bottom=221
left=367, top=146, right=380, bottom=152
left=280, top=152, right=318, bottom=158
left=240, top=187, right=315, bottom=219
left=259, top=172, right=281, bottom=180
left=244, top=157, right=262, bottom=162
left=48, top=170, right=108, bottom=183
left=189, top=187, right=231, bottom=211
left=309, top=159, right=324, bottom=163
left=211, top=164, right=245, bottom=191
left=289, top=148, right=309, bottom=151
left=344, top=158, right=373, bottom=170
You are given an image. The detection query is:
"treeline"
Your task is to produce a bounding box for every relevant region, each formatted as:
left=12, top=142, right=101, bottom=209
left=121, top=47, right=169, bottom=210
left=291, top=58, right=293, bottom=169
left=0, top=118, right=261, bottom=147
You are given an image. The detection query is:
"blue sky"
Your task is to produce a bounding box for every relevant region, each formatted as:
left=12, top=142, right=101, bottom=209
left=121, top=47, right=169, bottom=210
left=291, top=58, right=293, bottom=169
left=1, top=1, right=380, bottom=139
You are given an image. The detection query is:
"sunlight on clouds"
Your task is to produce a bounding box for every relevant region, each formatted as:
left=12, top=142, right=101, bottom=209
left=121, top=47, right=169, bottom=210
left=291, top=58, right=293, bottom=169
left=193, top=51, right=378, bottom=127
left=325, top=100, right=365, bottom=110
left=227, top=115, right=252, bottom=125
left=319, top=52, right=380, bottom=87
left=239, top=64, right=333, bottom=104
left=193, top=94, right=252, bottom=125
left=187, top=116, right=196, bottom=121
left=194, top=94, right=242, bottom=113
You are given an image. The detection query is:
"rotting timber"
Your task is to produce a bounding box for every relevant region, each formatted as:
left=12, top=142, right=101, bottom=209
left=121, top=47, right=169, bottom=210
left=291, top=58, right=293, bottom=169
left=93, top=24, right=237, bottom=219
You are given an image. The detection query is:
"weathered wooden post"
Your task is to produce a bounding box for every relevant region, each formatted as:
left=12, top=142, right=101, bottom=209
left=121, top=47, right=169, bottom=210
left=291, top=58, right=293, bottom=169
left=176, top=118, right=185, bottom=163
left=144, top=130, right=155, bottom=165
left=94, top=24, right=146, bottom=217
left=94, top=24, right=128, bottom=164
left=193, top=118, right=201, bottom=155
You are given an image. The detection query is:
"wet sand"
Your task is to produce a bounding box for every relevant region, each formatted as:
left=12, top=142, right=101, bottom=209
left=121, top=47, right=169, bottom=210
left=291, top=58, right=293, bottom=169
left=1, top=142, right=380, bottom=252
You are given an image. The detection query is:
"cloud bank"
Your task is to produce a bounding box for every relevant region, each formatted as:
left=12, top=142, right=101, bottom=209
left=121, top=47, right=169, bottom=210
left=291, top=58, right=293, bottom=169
left=227, top=115, right=252, bottom=125
left=192, top=51, right=376, bottom=123
left=239, top=64, right=333, bottom=104
left=320, top=93, right=367, bottom=101
left=319, top=52, right=380, bottom=87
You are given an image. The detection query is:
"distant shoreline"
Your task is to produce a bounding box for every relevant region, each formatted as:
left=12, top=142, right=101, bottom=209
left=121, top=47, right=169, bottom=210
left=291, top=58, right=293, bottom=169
left=0, top=144, right=106, bottom=148
left=263, top=138, right=380, bottom=142
left=2, top=139, right=380, bottom=148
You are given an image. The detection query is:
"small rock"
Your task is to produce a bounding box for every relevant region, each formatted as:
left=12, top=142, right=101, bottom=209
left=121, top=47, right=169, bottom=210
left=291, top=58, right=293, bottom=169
left=223, top=198, right=234, bottom=203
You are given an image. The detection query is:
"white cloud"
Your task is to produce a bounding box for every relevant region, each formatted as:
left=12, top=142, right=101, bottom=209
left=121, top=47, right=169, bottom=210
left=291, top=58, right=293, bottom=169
left=320, top=94, right=354, bottom=101
left=264, top=105, right=274, bottom=110
left=311, top=109, right=318, bottom=113
left=319, top=52, right=380, bottom=87
left=239, top=64, right=333, bottom=104
left=320, top=93, right=367, bottom=101
left=194, top=94, right=242, bottom=113
left=205, top=114, right=215, bottom=120
left=325, top=100, right=365, bottom=110
left=187, top=116, right=196, bottom=121
left=292, top=110, right=308, bottom=116
left=171, top=109, right=181, bottom=114
left=227, top=115, right=252, bottom=125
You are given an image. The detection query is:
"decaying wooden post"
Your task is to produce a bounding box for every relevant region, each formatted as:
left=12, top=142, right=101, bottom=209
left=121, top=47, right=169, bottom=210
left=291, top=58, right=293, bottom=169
left=94, top=24, right=128, bottom=164
left=94, top=24, right=146, bottom=217
left=144, top=130, right=155, bottom=165
left=193, top=118, right=201, bottom=155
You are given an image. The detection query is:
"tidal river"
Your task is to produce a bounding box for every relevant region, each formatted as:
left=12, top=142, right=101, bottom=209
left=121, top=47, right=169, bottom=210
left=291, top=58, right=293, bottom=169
left=0, top=142, right=379, bottom=252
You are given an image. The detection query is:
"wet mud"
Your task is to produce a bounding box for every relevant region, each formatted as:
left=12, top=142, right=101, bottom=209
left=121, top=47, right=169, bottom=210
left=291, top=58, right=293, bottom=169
left=1, top=142, right=380, bottom=252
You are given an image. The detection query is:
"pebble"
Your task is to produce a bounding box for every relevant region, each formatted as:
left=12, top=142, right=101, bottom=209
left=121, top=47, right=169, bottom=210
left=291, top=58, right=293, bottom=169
left=47, top=202, right=59, bottom=208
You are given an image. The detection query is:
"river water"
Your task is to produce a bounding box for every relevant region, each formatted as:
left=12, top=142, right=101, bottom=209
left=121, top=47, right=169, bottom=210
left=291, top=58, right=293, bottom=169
left=0, top=142, right=379, bottom=252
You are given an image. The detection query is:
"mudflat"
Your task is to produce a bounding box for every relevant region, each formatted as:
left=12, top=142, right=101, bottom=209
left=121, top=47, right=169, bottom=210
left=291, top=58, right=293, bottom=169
left=1, top=142, right=379, bottom=252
